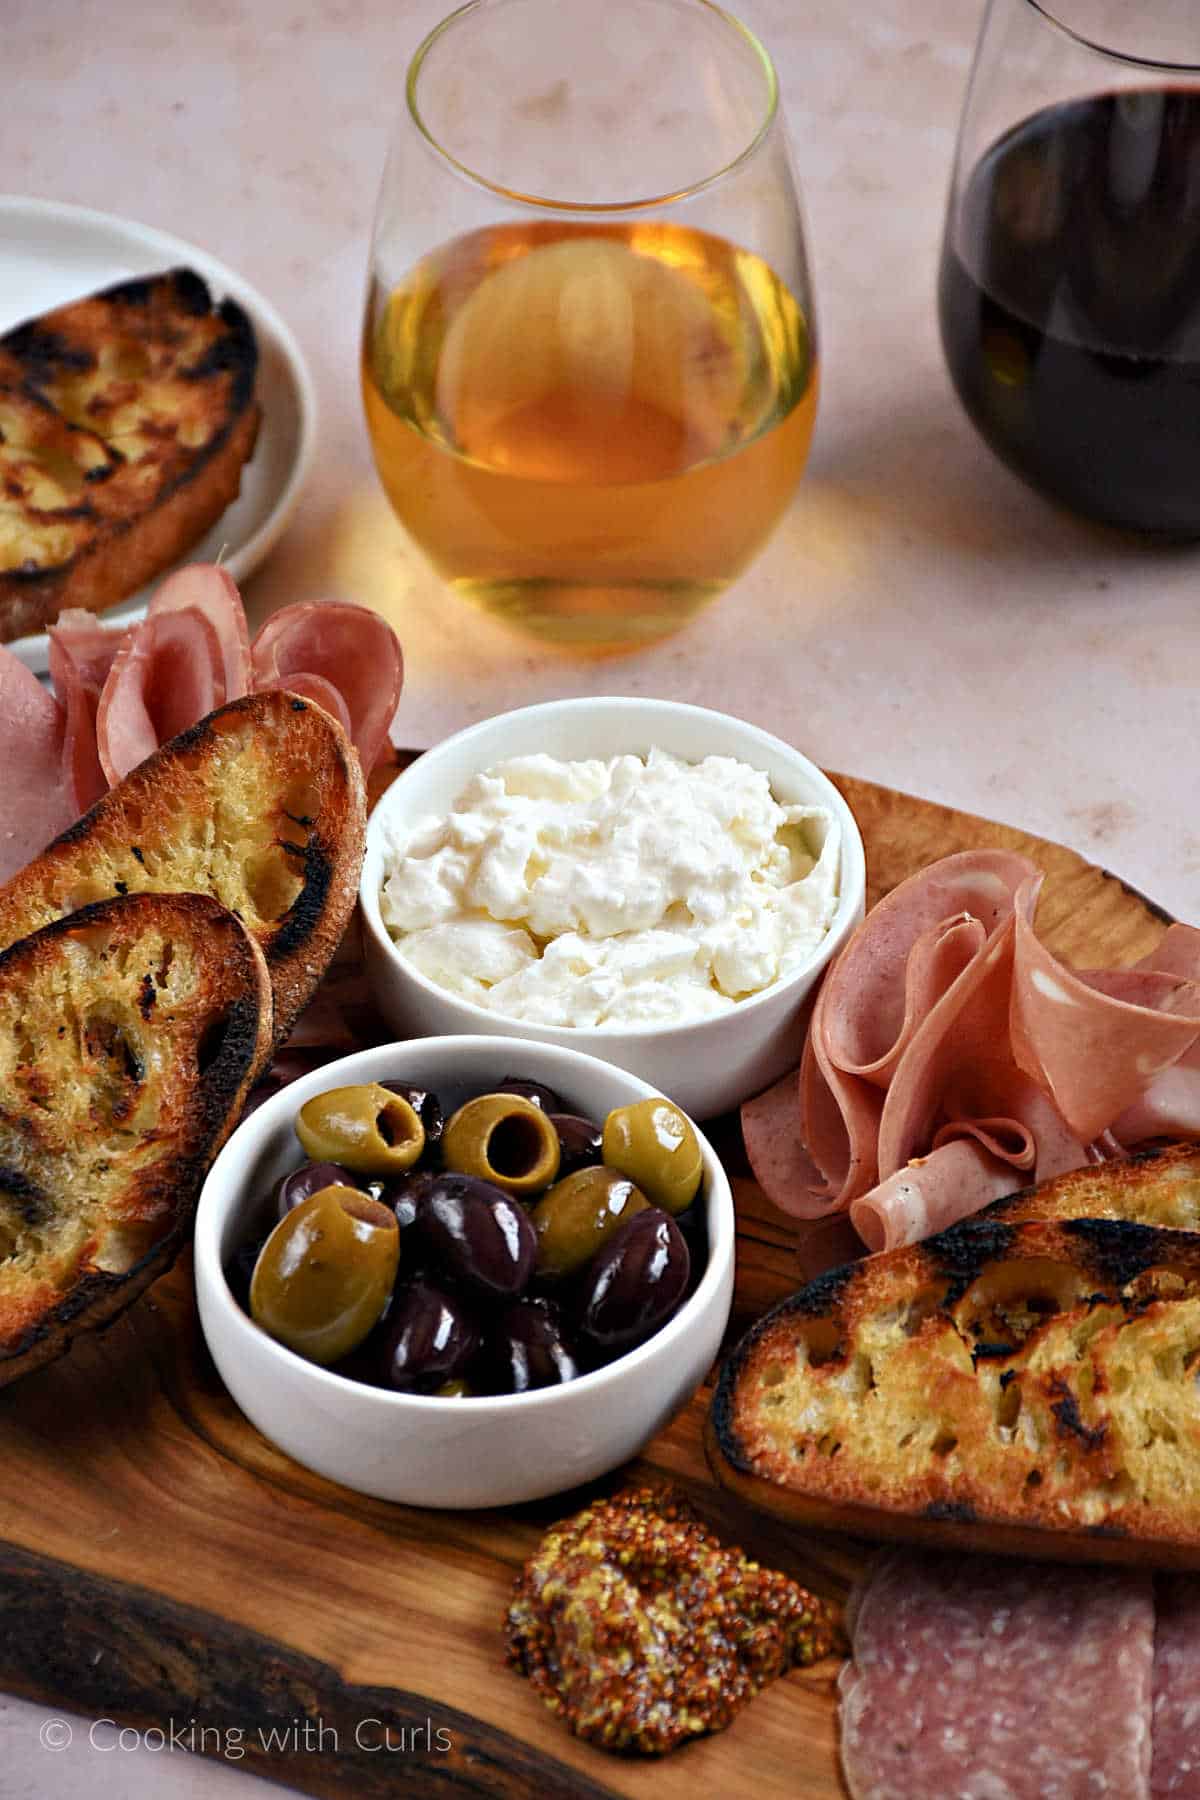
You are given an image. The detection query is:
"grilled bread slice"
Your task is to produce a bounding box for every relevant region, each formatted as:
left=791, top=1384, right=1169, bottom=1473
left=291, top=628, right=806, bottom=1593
left=710, top=1207, right=1200, bottom=1565
left=988, top=1141, right=1200, bottom=1230
left=0, top=691, right=367, bottom=1044
left=0, top=267, right=260, bottom=643
left=0, top=890, right=272, bottom=1385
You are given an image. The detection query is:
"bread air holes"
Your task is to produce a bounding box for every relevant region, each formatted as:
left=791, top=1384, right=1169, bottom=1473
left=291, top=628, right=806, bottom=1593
left=954, top=1259, right=1096, bottom=1351
left=789, top=1317, right=845, bottom=1371
left=243, top=843, right=306, bottom=924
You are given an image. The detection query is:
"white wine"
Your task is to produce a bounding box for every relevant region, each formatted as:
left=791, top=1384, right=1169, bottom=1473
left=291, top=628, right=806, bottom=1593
left=362, top=221, right=817, bottom=646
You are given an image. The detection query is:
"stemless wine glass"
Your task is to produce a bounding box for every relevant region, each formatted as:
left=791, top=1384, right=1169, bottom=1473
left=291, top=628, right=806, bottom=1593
left=939, top=0, right=1200, bottom=534
left=361, top=0, right=817, bottom=648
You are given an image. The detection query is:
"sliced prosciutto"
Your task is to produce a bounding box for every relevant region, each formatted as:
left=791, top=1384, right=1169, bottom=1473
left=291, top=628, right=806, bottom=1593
left=95, top=564, right=251, bottom=784
left=839, top=1550, right=1154, bottom=1800
left=0, top=654, right=77, bottom=883
left=46, top=608, right=127, bottom=811
left=250, top=600, right=403, bottom=777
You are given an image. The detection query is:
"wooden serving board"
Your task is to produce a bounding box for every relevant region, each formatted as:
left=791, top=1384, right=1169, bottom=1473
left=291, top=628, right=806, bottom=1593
left=0, top=766, right=1174, bottom=1800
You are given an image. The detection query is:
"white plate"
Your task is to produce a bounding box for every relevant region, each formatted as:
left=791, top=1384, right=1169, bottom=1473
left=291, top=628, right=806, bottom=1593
left=0, top=196, right=317, bottom=674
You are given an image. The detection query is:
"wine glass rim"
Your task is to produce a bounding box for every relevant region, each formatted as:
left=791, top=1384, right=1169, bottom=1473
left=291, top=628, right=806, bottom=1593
left=1023, top=0, right=1200, bottom=73
left=405, top=0, right=780, bottom=213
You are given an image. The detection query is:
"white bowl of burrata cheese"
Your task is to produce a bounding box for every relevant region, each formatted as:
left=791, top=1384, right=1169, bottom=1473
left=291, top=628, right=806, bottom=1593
left=360, top=699, right=866, bottom=1119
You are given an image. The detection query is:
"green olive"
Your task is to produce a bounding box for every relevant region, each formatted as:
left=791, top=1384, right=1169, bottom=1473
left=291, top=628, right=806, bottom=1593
left=530, top=1166, right=649, bottom=1278
left=436, top=1379, right=472, bottom=1398
left=441, top=1093, right=561, bottom=1196
left=295, top=1083, right=425, bottom=1174
left=249, top=1185, right=399, bottom=1365
left=600, top=1099, right=703, bottom=1214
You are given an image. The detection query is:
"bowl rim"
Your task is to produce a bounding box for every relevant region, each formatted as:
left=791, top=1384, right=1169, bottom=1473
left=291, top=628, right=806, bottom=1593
left=194, top=1034, right=735, bottom=1415
left=360, top=696, right=866, bottom=1041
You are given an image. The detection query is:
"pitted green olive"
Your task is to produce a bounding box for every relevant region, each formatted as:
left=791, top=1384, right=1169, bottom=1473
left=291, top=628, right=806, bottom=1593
left=296, top=1083, right=425, bottom=1174
left=249, top=1185, right=400, bottom=1365
left=530, top=1166, right=649, bottom=1278
left=441, top=1093, right=561, bottom=1196
left=600, top=1099, right=702, bottom=1214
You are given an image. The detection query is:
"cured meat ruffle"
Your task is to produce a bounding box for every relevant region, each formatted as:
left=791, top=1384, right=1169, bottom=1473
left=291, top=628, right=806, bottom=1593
left=0, top=565, right=403, bottom=882
left=743, top=850, right=1200, bottom=1251
left=0, top=655, right=79, bottom=884
left=839, top=1550, right=1155, bottom=1800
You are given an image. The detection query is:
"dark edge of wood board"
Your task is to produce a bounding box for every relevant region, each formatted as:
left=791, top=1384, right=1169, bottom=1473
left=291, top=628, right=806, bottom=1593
left=0, top=1540, right=619, bottom=1800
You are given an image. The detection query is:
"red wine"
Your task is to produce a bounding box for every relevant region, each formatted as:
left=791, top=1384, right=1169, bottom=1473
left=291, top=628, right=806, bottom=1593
left=939, top=89, right=1200, bottom=534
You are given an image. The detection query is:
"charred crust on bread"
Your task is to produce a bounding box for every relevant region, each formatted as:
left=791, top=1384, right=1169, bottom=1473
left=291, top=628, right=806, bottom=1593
left=0, top=267, right=260, bottom=642
left=923, top=1499, right=978, bottom=1524
left=1060, top=1216, right=1171, bottom=1286
left=0, top=691, right=366, bottom=1048
left=925, top=1218, right=1017, bottom=1298
left=0, top=891, right=273, bottom=1385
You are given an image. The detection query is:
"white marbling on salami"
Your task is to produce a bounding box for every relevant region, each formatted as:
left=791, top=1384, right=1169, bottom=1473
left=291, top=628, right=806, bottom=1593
left=0, top=654, right=77, bottom=884
left=744, top=850, right=1200, bottom=1250
left=1151, top=1575, right=1200, bottom=1799
left=839, top=1550, right=1154, bottom=1800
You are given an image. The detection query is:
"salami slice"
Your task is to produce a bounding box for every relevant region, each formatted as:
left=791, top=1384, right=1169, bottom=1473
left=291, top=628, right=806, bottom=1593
left=1152, top=1575, right=1200, bottom=1798
left=839, top=1550, right=1154, bottom=1800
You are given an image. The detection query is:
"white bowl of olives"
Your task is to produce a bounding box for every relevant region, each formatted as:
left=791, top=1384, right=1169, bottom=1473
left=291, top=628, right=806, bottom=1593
left=194, top=1036, right=734, bottom=1508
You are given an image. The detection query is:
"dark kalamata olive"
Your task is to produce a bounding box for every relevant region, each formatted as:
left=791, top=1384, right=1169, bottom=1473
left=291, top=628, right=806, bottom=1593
left=381, top=1082, right=444, bottom=1153
left=272, top=1160, right=358, bottom=1220
left=382, top=1168, right=439, bottom=1232
left=417, top=1173, right=536, bottom=1298
left=226, top=1237, right=268, bottom=1313
left=576, top=1208, right=690, bottom=1358
left=489, top=1296, right=578, bottom=1394
left=376, top=1278, right=481, bottom=1392
left=673, top=1200, right=710, bottom=1299
left=493, top=1076, right=564, bottom=1114
left=547, top=1112, right=603, bottom=1179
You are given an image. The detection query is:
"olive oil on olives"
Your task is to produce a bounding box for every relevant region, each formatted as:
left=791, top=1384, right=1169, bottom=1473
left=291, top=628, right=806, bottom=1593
left=417, top=1173, right=537, bottom=1298
left=490, top=1297, right=578, bottom=1393
left=547, top=1113, right=603, bottom=1179
left=576, top=1208, right=690, bottom=1358
left=274, top=1160, right=356, bottom=1219
left=237, top=1071, right=710, bottom=1395
left=296, top=1084, right=425, bottom=1175
left=441, top=1093, right=560, bottom=1196
left=530, top=1167, right=648, bottom=1278
left=250, top=1186, right=400, bottom=1365
left=601, top=1099, right=702, bottom=1214
left=377, top=1278, right=480, bottom=1392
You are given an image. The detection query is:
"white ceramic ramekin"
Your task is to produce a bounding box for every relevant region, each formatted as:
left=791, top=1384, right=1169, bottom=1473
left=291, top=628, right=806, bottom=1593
left=360, top=698, right=866, bottom=1119
left=194, top=1035, right=734, bottom=1508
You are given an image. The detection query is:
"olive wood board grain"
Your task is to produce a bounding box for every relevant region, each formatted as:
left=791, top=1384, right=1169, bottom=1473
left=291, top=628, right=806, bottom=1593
left=0, top=757, right=1175, bottom=1800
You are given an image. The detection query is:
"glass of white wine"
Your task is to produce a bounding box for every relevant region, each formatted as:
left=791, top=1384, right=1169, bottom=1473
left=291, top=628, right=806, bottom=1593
left=362, top=0, right=818, bottom=649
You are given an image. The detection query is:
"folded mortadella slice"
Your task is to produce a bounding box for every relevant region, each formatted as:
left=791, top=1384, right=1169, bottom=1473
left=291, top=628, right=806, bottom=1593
left=0, top=651, right=76, bottom=884
left=1010, top=875, right=1200, bottom=1141
left=46, top=608, right=127, bottom=811
left=94, top=564, right=251, bottom=784
left=250, top=600, right=404, bottom=774
left=849, top=1136, right=1024, bottom=1252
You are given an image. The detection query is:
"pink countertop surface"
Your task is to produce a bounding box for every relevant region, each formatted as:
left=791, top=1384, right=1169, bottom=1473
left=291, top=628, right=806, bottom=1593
left=5, top=0, right=1199, bottom=1793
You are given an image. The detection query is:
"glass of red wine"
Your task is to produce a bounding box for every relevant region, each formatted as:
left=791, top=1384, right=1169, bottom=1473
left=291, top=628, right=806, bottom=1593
left=939, top=0, right=1200, bottom=534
